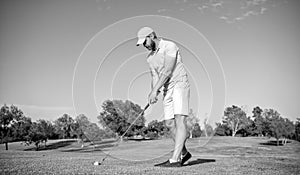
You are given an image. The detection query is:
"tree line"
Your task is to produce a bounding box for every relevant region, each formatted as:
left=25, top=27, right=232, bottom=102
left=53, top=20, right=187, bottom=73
left=215, top=105, right=297, bottom=145
left=0, top=105, right=107, bottom=151
left=1, top=101, right=300, bottom=150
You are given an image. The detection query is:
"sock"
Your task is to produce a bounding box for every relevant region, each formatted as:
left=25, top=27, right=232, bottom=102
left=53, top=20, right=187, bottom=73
left=169, top=158, right=178, bottom=163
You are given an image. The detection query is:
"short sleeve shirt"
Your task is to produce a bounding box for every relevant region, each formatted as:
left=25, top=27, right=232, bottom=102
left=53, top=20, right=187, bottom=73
left=147, top=39, right=188, bottom=84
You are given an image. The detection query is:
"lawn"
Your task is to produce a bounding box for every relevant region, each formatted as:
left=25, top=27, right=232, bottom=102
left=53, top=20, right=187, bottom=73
left=0, top=137, right=299, bottom=175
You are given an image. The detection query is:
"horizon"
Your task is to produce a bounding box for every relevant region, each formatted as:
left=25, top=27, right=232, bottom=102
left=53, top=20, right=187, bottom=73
left=1, top=102, right=297, bottom=126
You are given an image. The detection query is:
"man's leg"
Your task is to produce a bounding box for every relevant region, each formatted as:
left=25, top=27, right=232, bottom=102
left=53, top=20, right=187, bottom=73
left=170, top=114, right=189, bottom=162
left=165, top=119, right=188, bottom=156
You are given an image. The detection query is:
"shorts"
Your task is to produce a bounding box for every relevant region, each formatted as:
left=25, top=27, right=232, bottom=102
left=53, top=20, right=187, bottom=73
left=163, top=75, right=190, bottom=120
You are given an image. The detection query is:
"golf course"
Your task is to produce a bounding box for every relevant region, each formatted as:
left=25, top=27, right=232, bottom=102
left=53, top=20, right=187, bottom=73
left=1, top=136, right=299, bottom=175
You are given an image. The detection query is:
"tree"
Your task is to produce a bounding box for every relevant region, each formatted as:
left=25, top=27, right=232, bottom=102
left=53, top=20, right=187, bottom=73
left=223, top=105, right=249, bottom=137
left=73, top=114, right=90, bottom=142
left=11, top=116, right=32, bottom=141
left=145, top=120, right=166, bottom=139
left=186, top=109, right=200, bottom=138
left=191, top=123, right=202, bottom=138
left=24, top=121, right=47, bottom=151
left=98, top=100, right=146, bottom=138
left=73, top=114, right=104, bottom=146
left=84, top=123, right=104, bottom=142
left=54, top=114, right=75, bottom=139
left=252, top=106, right=265, bottom=136
left=236, top=116, right=255, bottom=137
left=22, top=119, right=55, bottom=150
left=295, top=118, right=300, bottom=142
left=37, top=119, right=55, bottom=145
left=102, top=127, right=116, bottom=139
left=114, top=100, right=146, bottom=136
left=263, top=109, right=285, bottom=145
left=282, top=118, right=294, bottom=145
left=0, top=104, right=24, bottom=150
left=98, top=100, right=122, bottom=137
left=214, top=122, right=231, bottom=136
left=203, top=118, right=214, bottom=137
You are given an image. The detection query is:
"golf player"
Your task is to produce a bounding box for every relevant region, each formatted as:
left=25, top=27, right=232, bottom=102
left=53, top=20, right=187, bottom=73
left=136, top=27, right=192, bottom=167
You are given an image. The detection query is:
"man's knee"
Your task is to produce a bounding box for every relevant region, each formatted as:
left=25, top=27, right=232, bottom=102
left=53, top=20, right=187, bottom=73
left=175, top=115, right=189, bottom=136
left=174, top=114, right=187, bottom=125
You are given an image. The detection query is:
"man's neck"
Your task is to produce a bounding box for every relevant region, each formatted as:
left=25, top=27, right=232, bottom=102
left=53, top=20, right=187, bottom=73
left=154, top=38, right=161, bottom=51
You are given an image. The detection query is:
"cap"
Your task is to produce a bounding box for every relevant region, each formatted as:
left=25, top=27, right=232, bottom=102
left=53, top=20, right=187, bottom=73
left=136, top=27, right=154, bottom=46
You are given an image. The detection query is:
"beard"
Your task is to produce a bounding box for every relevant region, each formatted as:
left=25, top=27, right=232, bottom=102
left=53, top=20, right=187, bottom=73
left=150, top=40, right=156, bottom=51
left=145, top=40, right=156, bottom=51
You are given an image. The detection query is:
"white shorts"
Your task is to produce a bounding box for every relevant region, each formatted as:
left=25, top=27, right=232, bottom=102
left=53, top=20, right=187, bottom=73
left=163, top=76, right=190, bottom=120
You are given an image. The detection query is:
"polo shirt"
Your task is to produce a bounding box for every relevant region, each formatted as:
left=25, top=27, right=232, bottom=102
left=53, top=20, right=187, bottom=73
left=147, top=39, right=188, bottom=85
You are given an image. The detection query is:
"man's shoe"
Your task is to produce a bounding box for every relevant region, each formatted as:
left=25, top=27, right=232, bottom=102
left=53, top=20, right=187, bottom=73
left=181, top=152, right=192, bottom=165
left=154, top=160, right=182, bottom=167
left=154, top=160, right=169, bottom=167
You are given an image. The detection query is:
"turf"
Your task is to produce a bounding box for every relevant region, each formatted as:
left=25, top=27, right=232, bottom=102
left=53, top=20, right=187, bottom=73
left=1, top=137, right=299, bottom=175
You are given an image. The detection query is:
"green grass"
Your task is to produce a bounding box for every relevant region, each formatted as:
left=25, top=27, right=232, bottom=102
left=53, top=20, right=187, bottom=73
left=1, top=137, right=300, bottom=175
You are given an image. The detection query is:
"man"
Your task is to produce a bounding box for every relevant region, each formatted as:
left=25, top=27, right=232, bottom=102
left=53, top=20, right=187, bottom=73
left=136, top=27, right=192, bottom=167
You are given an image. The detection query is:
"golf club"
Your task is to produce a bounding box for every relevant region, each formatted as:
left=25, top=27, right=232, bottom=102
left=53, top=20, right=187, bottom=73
left=94, top=103, right=150, bottom=165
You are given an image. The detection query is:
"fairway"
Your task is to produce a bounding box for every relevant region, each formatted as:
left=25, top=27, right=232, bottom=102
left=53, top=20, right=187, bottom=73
left=1, top=137, right=300, bottom=175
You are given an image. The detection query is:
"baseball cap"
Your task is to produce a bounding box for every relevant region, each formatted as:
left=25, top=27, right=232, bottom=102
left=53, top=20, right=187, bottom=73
left=136, top=27, right=154, bottom=46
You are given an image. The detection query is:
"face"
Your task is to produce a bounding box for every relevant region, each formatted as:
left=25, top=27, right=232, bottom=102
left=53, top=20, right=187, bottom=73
left=143, top=36, right=156, bottom=51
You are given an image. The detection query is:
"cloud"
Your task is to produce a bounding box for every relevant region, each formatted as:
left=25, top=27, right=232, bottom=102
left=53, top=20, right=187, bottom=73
left=244, top=0, right=269, bottom=8
left=219, top=16, right=228, bottom=20
left=243, top=10, right=258, bottom=17
left=235, top=16, right=244, bottom=21
left=157, top=9, right=167, bottom=13
left=156, top=0, right=285, bottom=24
left=211, top=2, right=224, bottom=8
left=219, top=16, right=235, bottom=24
left=260, top=7, right=267, bottom=14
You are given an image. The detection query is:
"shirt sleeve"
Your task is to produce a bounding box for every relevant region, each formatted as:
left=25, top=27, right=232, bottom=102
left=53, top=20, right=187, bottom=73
left=165, top=42, right=178, bottom=58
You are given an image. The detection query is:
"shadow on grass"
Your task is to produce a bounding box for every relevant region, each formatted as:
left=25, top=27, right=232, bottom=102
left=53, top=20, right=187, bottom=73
left=24, top=140, right=76, bottom=151
left=61, top=140, right=117, bottom=153
left=92, top=140, right=117, bottom=145
left=183, top=159, right=216, bottom=166
left=259, top=140, right=291, bottom=146
left=127, top=138, right=154, bottom=141
left=61, top=139, right=157, bottom=153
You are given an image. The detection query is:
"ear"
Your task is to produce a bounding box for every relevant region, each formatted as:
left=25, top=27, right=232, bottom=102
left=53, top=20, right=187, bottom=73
left=149, top=33, right=155, bottom=39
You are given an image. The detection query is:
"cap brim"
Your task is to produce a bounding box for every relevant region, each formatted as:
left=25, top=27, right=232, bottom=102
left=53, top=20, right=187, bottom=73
left=136, top=37, right=145, bottom=46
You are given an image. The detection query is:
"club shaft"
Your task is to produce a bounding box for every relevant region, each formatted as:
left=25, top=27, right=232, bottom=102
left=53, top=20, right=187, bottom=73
left=101, top=103, right=149, bottom=163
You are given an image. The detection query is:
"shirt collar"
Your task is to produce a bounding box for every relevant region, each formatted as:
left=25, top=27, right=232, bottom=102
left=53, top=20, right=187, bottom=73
left=156, top=38, right=163, bottom=52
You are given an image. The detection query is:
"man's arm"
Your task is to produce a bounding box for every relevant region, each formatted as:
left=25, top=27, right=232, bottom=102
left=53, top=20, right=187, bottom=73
left=150, top=65, right=159, bottom=90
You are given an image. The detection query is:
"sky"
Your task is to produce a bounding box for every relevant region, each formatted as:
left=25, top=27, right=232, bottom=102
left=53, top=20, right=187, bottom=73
left=0, top=0, right=299, bottom=126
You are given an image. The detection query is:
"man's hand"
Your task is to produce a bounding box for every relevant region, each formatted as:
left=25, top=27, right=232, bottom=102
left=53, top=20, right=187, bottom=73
left=148, top=89, right=159, bottom=104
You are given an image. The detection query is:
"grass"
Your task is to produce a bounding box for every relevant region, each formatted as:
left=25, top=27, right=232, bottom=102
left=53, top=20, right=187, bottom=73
left=0, top=137, right=300, bottom=175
